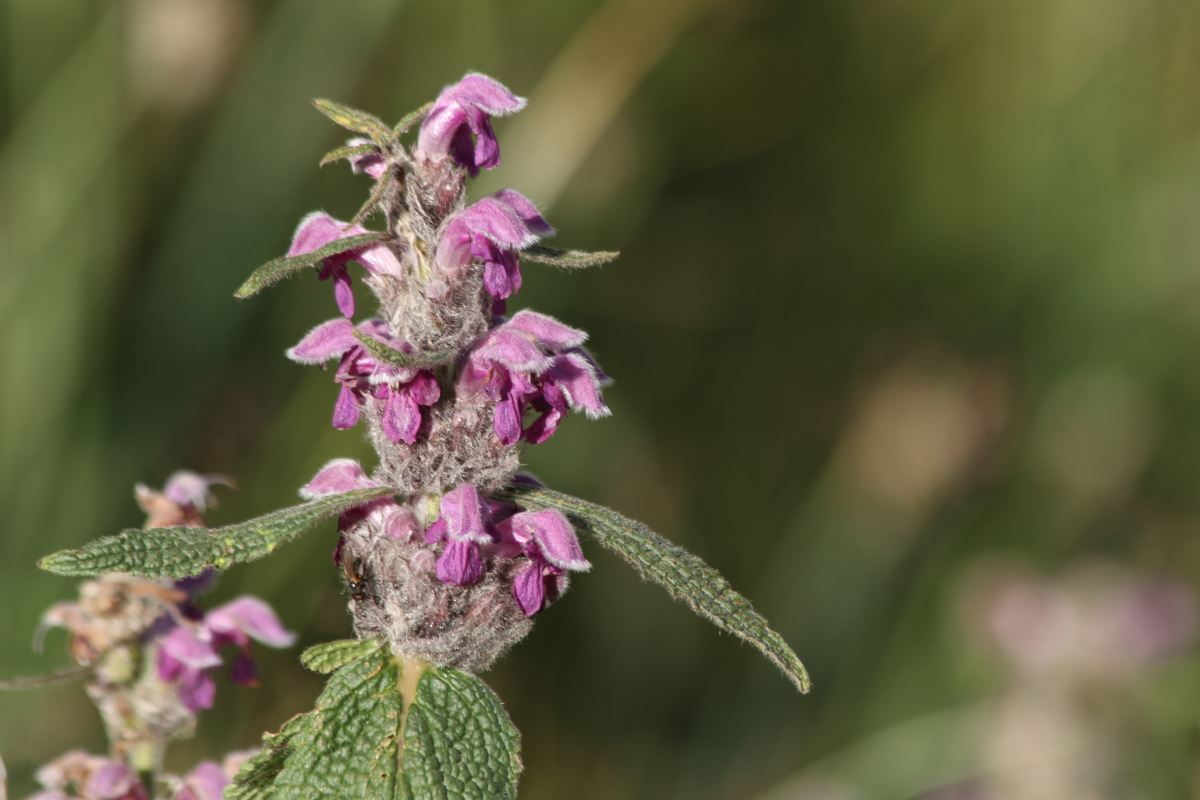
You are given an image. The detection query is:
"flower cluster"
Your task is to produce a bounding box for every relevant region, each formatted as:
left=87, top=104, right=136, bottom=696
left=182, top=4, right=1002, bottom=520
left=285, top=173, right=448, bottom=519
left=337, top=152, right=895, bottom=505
left=35, top=472, right=292, bottom=785
left=271, top=72, right=616, bottom=667
left=25, top=749, right=250, bottom=800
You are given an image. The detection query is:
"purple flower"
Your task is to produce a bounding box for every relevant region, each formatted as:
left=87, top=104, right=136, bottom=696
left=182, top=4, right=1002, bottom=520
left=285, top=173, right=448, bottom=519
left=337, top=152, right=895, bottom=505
left=160, top=471, right=233, bottom=513
left=416, top=73, right=526, bottom=176
left=300, top=459, right=412, bottom=549
left=497, top=509, right=590, bottom=616
left=435, top=190, right=554, bottom=301
left=287, top=212, right=402, bottom=317
left=157, top=597, right=294, bottom=712
left=345, top=137, right=387, bottom=180
left=173, top=762, right=227, bottom=800
left=33, top=752, right=147, bottom=800
left=287, top=318, right=441, bottom=443
left=459, top=310, right=610, bottom=445
left=425, top=484, right=496, bottom=586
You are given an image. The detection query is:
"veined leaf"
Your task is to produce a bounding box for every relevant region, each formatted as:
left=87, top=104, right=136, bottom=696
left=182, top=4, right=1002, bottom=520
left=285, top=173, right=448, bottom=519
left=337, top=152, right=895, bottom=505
left=300, top=638, right=382, bottom=675
left=394, top=101, right=433, bottom=136
left=353, top=330, right=453, bottom=369
left=499, top=484, right=812, bottom=694
left=235, top=232, right=390, bottom=299
left=319, top=142, right=380, bottom=168
left=312, top=98, right=393, bottom=145
left=39, top=487, right=393, bottom=579
left=522, top=245, right=619, bottom=269
left=229, top=640, right=521, bottom=799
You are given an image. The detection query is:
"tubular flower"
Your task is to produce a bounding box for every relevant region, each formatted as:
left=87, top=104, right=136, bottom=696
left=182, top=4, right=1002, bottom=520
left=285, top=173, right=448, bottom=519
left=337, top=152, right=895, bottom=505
left=459, top=310, right=610, bottom=445
left=287, top=212, right=402, bottom=317
left=497, top=509, right=591, bottom=616
left=415, top=73, right=526, bottom=175
left=156, top=597, right=294, bottom=712
left=435, top=190, right=554, bottom=301
left=287, top=318, right=440, bottom=444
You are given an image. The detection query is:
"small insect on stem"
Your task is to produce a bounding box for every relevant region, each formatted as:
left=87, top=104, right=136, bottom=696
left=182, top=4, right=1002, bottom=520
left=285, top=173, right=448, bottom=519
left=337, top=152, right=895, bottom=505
left=343, top=556, right=373, bottom=603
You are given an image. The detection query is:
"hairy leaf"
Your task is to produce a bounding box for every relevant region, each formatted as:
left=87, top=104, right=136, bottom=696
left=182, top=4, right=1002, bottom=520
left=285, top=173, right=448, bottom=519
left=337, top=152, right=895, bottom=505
left=39, top=487, right=393, bottom=579
left=350, top=171, right=397, bottom=226
left=319, top=142, right=381, bottom=168
left=301, top=638, right=382, bottom=675
left=353, top=330, right=452, bottom=369
left=394, top=101, right=433, bottom=136
left=500, top=484, right=812, bottom=694
left=229, top=640, right=521, bottom=799
left=312, top=98, right=393, bottom=145
left=522, top=245, right=619, bottom=269
left=235, top=232, right=391, bottom=299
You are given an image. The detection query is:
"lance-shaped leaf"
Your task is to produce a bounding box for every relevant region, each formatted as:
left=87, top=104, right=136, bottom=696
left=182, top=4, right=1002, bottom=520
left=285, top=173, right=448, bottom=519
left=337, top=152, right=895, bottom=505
left=312, top=98, right=394, bottom=145
left=499, top=484, right=812, bottom=694
left=353, top=330, right=453, bottom=369
left=39, top=487, right=393, bottom=579
left=394, top=101, right=433, bottom=136
left=522, top=245, right=619, bottom=269
left=229, top=640, right=522, bottom=800
left=319, top=142, right=381, bottom=168
left=235, top=232, right=391, bottom=299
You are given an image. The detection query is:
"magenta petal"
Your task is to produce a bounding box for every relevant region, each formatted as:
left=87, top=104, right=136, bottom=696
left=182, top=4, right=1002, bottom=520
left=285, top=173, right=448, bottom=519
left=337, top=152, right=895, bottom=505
left=183, top=761, right=229, bottom=800
left=435, top=540, right=484, bottom=586
left=506, top=309, right=587, bottom=351
left=482, top=259, right=512, bottom=299
left=434, top=222, right=474, bottom=275
left=408, top=371, right=441, bottom=406
left=424, top=517, right=448, bottom=543
left=382, top=507, right=419, bottom=542
left=287, top=212, right=365, bottom=257
left=178, top=669, right=217, bottom=712
left=493, top=188, right=554, bottom=237
left=416, top=73, right=525, bottom=167
left=229, top=651, right=259, bottom=686
left=439, top=484, right=491, bottom=543
left=444, top=73, right=526, bottom=116
left=286, top=318, right=357, bottom=364
left=457, top=197, right=538, bottom=249
left=332, top=385, right=361, bottom=429
left=513, top=562, right=546, bottom=617
left=160, top=627, right=221, bottom=670
left=206, top=597, right=295, bottom=648
left=546, top=353, right=610, bottom=418
left=473, top=328, right=551, bottom=372
left=356, top=242, right=403, bottom=278
left=382, top=389, right=421, bottom=445
left=333, top=271, right=355, bottom=318
left=300, top=458, right=377, bottom=499
left=87, top=760, right=139, bottom=800
left=511, top=509, right=590, bottom=571
left=493, top=394, right=522, bottom=446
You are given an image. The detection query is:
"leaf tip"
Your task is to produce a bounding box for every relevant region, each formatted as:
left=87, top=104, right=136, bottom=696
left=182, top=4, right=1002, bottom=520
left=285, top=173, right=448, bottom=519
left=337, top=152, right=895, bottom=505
left=38, top=550, right=76, bottom=575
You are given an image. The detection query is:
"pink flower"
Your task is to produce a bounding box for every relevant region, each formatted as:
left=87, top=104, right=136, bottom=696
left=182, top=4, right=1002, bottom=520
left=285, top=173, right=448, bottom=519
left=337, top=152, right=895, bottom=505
left=498, top=509, right=590, bottom=616
left=460, top=310, right=610, bottom=445
left=435, top=190, right=554, bottom=301
left=287, top=212, right=401, bottom=317
left=416, top=73, right=526, bottom=176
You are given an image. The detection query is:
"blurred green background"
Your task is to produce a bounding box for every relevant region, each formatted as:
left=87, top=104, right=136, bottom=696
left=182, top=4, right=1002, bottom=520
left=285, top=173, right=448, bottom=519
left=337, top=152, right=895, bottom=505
left=4, top=0, right=1200, bottom=797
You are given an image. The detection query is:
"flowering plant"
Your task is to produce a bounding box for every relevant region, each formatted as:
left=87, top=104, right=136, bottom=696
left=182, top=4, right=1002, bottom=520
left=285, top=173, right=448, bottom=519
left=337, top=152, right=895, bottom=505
left=30, top=73, right=808, bottom=799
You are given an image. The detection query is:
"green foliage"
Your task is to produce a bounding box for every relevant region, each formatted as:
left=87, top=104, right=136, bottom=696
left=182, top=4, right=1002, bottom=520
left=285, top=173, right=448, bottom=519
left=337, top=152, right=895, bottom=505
left=395, top=102, right=434, bottom=136
left=320, top=142, right=381, bottom=168
left=234, top=232, right=391, bottom=299
left=501, top=484, right=812, bottom=694
left=230, top=639, right=521, bottom=800
left=38, top=488, right=393, bottom=579
left=353, top=330, right=452, bottom=369
left=312, top=98, right=394, bottom=146
left=522, top=246, right=619, bottom=269
left=301, top=639, right=383, bottom=675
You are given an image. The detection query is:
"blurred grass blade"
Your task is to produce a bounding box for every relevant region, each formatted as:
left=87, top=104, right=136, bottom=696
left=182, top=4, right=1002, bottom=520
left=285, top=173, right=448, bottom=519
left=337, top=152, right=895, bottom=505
left=234, top=231, right=390, bottom=299
left=0, top=664, right=92, bottom=691
left=39, top=487, right=392, bottom=579
left=312, top=97, right=393, bottom=145
left=501, top=484, right=812, bottom=694
left=523, top=245, right=619, bottom=269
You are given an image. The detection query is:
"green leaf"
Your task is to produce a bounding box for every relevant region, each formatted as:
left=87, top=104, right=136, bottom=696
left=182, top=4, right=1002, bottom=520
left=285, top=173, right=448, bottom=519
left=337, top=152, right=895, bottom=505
left=394, top=101, right=433, bottom=136
left=229, top=640, right=521, bottom=799
left=235, top=232, right=391, bottom=299
left=38, top=487, right=393, bottom=579
left=521, top=245, right=619, bottom=269
left=301, top=638, right=383, bottom=675
left=500, top=485, right=812, bottom=694
left=312, top=98, right=393, bottom=145
left=353, top=330, right=453, bottom=369
left=320, top=142, right=381, bottom=168
left=401, top=667, right=522, bottom=799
